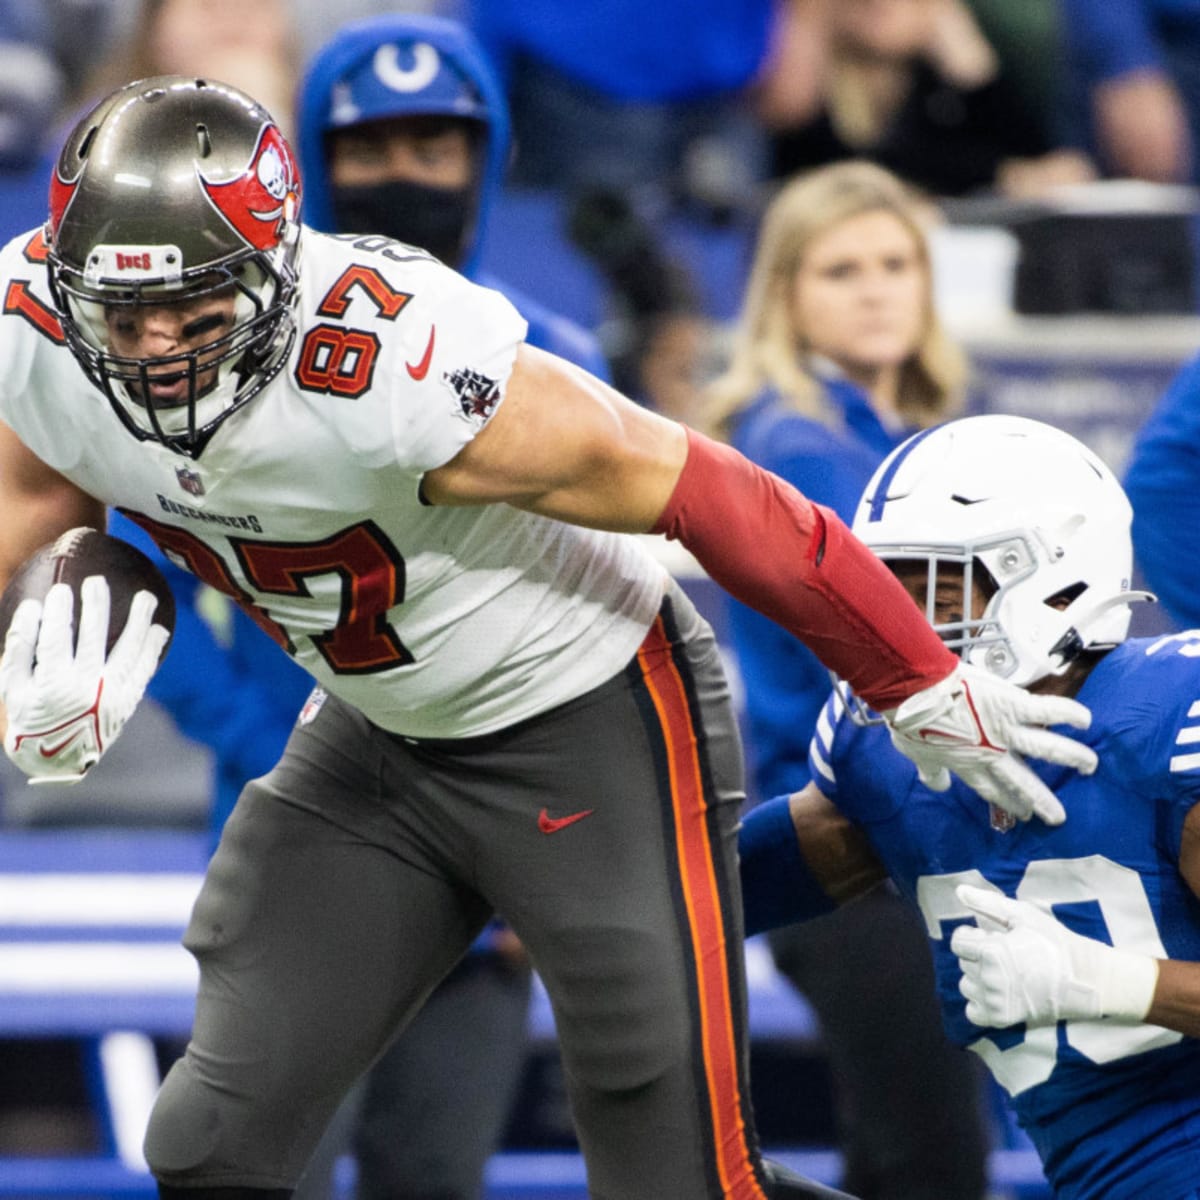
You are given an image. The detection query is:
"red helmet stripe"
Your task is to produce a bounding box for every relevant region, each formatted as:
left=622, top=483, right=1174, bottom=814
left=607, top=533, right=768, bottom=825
left=47, top=169, right=80, bottom=242
left=199, top=124, right=301, bottom=251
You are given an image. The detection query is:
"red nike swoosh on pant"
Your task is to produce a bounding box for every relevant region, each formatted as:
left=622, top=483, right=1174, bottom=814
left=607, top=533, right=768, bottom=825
left=406, top=326, right=436, bottom=380
left=537, top=807, right=594, bottom=834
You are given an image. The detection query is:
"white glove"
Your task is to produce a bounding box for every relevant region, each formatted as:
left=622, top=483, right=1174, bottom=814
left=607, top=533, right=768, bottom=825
left=0, top=577, right=170, bottom=783
left=883, top=662, right=1097, bottom=827
left=950, top=884, right=1159, bottom=1027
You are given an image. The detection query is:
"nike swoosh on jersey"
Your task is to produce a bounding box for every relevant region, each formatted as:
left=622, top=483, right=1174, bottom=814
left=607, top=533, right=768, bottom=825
left=406, top=326, right=436, bottom=380
left=537, top=807, right=595, bottom=834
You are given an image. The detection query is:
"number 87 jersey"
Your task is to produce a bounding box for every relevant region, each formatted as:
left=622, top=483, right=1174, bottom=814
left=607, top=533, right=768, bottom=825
left=0, top=225, right=667, bottom=741
left=810, top=632, right=1200, bottom=1200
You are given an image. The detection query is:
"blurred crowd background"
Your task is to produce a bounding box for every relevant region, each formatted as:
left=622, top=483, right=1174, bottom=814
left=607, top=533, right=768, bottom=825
left=3, top=2, right=1200, bottom=1199
left=3, top=0, right=1200, bottom=442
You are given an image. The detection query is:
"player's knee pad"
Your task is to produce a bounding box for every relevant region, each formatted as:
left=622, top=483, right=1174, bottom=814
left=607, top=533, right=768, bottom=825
left=558, top=1001, right=690, bottom=1094
left=146, top=1050, right=337, bottom=1189
left=144, top=1058, right=224, bottom=1180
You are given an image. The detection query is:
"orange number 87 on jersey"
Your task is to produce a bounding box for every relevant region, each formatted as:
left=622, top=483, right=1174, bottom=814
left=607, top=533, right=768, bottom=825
left=119, top=510, right=414, bottom=674
left=295, top=264, right=413, bottom=399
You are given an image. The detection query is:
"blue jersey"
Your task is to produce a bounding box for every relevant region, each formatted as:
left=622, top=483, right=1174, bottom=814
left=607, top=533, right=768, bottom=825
left=810, top=635, right=1200, bottom=1200
left=1124, top=349, right=1200, bottom=631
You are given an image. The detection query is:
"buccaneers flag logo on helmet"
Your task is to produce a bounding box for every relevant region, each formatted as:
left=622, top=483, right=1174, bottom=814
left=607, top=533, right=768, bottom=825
left=200, top=123, right=300, bottom=251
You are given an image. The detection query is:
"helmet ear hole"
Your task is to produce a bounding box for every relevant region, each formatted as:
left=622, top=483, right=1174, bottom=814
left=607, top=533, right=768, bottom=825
left=1043, top=581, right=1087, bottom=612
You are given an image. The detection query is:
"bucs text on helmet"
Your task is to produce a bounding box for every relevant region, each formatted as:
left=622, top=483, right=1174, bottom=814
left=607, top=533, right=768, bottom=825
left=46, top=76, right=302, bottom=457
left=851, top=414, right=1152, bottom=694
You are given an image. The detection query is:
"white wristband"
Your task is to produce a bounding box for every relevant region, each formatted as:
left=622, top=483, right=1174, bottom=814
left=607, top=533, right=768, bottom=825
left=1095, top=947, right=1160, bottom=1021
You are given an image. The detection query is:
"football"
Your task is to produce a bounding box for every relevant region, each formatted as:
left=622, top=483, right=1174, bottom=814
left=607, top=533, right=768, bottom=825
left=0, top=527, right=176, bottom=658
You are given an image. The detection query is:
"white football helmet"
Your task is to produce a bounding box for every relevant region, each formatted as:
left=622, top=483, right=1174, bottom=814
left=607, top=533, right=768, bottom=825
left=852, top=414, right=1151, bottom=688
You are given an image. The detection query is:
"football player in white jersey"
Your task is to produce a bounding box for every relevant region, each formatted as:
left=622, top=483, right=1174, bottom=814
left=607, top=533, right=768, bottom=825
left=0, top=77, right=1098, bottom=1199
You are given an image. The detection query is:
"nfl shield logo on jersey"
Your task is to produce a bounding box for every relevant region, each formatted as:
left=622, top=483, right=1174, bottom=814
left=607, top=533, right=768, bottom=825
left=989, top=804, right=1017, bottom=834
left=299, top=687, right=328, bottom=727
left=443, top=366, right=500, bottom=428
left=176, top=465, right=205, bottom=497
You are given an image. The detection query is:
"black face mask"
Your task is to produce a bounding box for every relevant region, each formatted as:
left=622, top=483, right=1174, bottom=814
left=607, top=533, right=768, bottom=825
left=329, top=179, right=476, bottom=269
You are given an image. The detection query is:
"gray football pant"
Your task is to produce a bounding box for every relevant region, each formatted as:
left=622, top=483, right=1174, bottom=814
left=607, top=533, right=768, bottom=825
left=144, top=585, right=786, bottom=1199
left=291, top=950, right=533, bottom=1200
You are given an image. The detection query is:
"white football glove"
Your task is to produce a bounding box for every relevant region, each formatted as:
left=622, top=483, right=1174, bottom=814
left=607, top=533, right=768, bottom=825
left=950, top=884, right=1159, bottom=1027
left=883, top=662, right=1097, bottom=827
left=0, top=577, right=170, bottom=783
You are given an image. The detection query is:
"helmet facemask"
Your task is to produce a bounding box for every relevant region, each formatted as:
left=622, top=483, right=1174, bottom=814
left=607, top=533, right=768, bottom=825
left=49, top=243, right=297, bottom=456
left=878, top=528, right=1132, bottom=675
left=45, top=76, right=304, bottom=458
left=881, top=546, right=1005, bottom=664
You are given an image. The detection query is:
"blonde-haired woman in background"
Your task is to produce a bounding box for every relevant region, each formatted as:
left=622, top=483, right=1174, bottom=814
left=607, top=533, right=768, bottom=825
left=707, top=159, right=964, bottom=447
left=710, top=160, right=989, bottom=1200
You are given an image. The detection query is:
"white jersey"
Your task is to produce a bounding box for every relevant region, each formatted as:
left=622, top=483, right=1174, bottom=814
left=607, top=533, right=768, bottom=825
left=0, top=227, right=668, bottom=737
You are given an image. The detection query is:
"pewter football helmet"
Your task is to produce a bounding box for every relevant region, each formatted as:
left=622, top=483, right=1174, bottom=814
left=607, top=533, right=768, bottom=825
left=46, top=76, right=302, bottom=457
left=853, top=415, right=1149, bottom=687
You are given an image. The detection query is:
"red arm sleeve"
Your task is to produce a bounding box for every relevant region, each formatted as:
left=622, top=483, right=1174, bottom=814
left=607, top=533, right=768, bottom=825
left=651, top=427, right=955, bottom=711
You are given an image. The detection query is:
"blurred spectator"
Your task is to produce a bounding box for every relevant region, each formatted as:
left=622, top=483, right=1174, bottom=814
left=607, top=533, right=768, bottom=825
left=0, top=10, right=64, bottom=172
left=1123, top=350, right=1200, bottom=630
left=0, top=1, right=135, bottom=245
left=465, top=0, right=830, bottom=219
left=704, top=160, right=988, bottom=1199
left=771, top=0, right=1094, bottom=198
left=705, top=156, right=966, bottom=808
left=85, top=0, right=300, bottom=138
left=287, top=1, right=453, bottom=66
left=962, top=0, right=1060, bottom=128
left=295, top=14, right=610, bottom=377
left=1058, top=0, right=1198, bottom=184
left=567, top=189, right=719, bottom=423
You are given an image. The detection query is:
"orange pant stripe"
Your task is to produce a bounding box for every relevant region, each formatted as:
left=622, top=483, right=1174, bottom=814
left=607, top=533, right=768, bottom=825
left=637, top=616, right=765, bottom=1200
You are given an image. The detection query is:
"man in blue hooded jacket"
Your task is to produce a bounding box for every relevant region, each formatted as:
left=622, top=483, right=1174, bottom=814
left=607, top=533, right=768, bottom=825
left=120, top=15, right=612, bottom=1198
left=294, top=12, right=610, bottom=381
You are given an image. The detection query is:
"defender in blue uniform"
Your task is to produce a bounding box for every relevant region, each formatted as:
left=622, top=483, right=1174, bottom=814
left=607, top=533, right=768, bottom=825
left=741, top=415, right=1200, bottom=1200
